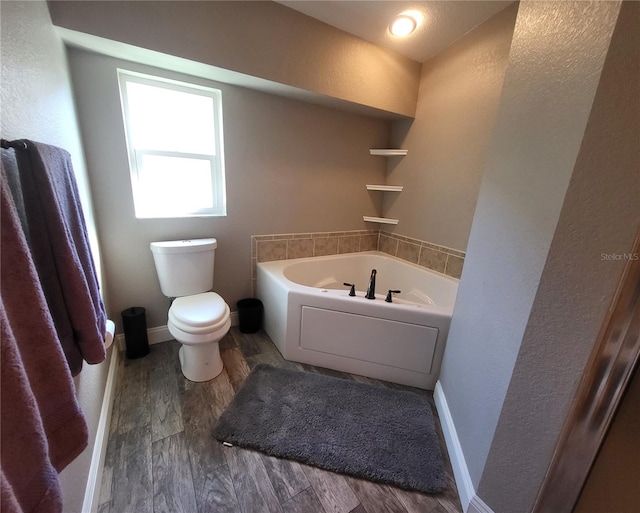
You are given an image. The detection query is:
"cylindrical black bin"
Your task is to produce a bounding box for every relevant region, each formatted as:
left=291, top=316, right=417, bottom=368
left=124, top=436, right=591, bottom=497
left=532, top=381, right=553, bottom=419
left=237, top=298, right=263, bottom=334
left=121, top=307, right=150, bottom=359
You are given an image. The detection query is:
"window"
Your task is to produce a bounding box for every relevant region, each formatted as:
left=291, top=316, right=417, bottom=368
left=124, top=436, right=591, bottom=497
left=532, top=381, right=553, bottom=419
left=117, top=70, right=226, bottom=218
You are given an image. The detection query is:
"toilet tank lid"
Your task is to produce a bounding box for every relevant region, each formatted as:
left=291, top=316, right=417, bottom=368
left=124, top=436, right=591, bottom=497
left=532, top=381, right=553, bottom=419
left=150, top=238, right=217, bottom=254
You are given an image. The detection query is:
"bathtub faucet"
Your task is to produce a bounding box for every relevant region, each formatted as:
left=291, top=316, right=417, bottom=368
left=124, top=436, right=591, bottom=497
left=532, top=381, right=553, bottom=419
left=365, top=269, right=377, bottom=300
left=385, top=290, right=402, bottom=303
left=343, top=283, right=356, bottom=297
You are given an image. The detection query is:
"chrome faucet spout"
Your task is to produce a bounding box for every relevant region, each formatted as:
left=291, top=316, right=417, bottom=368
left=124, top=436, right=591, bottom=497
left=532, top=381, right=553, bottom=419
left=365, top=269, right=377, bottom=300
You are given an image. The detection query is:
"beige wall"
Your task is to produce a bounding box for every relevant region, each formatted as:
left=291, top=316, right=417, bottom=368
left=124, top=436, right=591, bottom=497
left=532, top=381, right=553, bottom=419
left=67, top=48, right=390, bottom=330
left=48, top=0, right=421, bottom=118
left=383, top=4, right=518, bottom=251
left=0, top=2, right=112, bottom=512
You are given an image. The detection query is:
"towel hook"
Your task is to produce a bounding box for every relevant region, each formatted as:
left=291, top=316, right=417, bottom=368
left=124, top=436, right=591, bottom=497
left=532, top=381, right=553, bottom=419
left=1, top=139, right=28, bottom=150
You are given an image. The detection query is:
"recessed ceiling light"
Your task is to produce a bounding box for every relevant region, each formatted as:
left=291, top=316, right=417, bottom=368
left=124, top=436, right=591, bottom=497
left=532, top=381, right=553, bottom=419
left=388, top=10, right=423, bottom=38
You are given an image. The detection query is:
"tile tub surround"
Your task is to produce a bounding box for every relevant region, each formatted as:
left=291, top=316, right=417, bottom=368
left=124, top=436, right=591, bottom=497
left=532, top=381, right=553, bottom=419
left=379, top=232, right=466, bottom=279
left=251, top=230, right=465, bottom=292
left=252, top=230, right=379, bottom=277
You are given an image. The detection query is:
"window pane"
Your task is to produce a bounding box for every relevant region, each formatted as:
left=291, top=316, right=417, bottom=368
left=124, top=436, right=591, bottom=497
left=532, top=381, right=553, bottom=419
left=135, top=154, right=214, bottom=217
left=126, top=82, right=216, bottom=155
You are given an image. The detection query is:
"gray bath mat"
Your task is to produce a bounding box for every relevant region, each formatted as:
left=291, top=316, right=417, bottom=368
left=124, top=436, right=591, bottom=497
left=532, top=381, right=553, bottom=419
left=213, top=364, right=446, bottom=493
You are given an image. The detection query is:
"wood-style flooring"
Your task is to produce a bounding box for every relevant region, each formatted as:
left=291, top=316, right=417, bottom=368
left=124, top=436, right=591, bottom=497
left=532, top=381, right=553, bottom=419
left=98, top=328, right=463, bottom=513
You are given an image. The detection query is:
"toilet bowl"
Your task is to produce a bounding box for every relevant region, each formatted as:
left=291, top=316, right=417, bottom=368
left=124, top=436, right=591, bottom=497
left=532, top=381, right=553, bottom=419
left=150, top=238, right=230, bottom=382
left=167, top=292, right=231, bottom=382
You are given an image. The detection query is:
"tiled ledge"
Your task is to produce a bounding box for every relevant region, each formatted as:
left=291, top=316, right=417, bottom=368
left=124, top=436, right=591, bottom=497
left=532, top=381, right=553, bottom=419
left=251, top=229, right=465, bottom=292
left=378, top=232, right=465, bottom=279
left=251, top=230, right=379, bottom=279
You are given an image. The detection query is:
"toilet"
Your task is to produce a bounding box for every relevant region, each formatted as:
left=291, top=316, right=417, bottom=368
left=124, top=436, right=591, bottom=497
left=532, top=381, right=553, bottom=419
left=150, top=238, right=231, bottom=382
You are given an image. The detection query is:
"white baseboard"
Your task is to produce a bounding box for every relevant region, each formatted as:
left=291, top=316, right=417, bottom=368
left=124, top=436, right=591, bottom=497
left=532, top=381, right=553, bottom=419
left=115, top=312, right=239, bottom=352
left=468, top=495, right=495, bottom=513
left=434, top=381, right=477, bottom=512
left=115, top=325, right=172, bottom=350
left=81, top=346, right=120, bottom=513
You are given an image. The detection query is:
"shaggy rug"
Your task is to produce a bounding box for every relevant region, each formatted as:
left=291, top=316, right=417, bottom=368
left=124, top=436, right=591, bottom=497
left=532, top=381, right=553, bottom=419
left=212, top=364, right=446, bottom=493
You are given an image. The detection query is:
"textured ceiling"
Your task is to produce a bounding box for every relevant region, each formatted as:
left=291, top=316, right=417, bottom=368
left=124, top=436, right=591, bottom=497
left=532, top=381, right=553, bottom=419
left=279, top=1, right=512, bottom=63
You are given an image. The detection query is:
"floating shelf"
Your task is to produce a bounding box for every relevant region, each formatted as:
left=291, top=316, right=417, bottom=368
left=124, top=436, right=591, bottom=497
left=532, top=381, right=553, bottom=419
left=366, top=184, right=404, bottom=192
left=369, top=149, right=408, bottom=156
left=363, top=216, right=399, bottom=225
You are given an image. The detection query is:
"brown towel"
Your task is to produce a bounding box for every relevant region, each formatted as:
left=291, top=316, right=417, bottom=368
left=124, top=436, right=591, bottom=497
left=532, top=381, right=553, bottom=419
left=1, top=169, right=89, bottom=512
left=15, top=141, right=106, bottom=375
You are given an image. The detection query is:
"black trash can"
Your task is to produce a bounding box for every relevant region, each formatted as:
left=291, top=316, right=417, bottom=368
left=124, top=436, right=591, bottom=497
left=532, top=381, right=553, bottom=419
left=121, top=307, right=150, bottom=359
left=237, top=298, right=263, bottom=334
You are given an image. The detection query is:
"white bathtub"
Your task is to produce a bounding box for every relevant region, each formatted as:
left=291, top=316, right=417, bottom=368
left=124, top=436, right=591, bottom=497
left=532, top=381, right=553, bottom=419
left=256, top=251, right=458, bottom=389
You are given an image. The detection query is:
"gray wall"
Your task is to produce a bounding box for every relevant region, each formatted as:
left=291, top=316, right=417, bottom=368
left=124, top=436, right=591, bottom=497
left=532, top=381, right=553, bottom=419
left=385, top=3, right=518, bottom=251
left=0, top=2, right=111, bottom=512
left=477, top=2, right=640, bottom=510
left=67, top=49, right=390, bottom=330
left=439, top=1, right=639, bottom=511
left=48, top=0, right=421, bottom=118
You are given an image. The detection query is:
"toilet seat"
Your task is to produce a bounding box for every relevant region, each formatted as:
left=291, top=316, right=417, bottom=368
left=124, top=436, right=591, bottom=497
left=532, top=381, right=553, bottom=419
left=169, top=292, right=230, bottom=335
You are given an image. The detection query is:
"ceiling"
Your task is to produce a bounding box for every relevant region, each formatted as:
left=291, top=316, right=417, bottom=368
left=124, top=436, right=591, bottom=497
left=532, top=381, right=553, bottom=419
left=279, top=1, right=512, bottom=63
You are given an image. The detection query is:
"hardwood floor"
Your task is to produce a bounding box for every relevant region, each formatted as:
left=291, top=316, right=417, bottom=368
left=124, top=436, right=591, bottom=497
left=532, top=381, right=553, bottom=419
left=98, top=328, right=462, bottom=513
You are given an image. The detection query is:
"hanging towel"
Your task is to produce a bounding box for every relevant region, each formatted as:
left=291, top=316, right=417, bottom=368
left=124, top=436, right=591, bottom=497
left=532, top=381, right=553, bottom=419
left=1, top=148, right=28, bottom=236
left=15, top=140, right=106, bottom=375
left=1, top=310, right=63, bottom=513
left=0, top=169, right=88, bottom=512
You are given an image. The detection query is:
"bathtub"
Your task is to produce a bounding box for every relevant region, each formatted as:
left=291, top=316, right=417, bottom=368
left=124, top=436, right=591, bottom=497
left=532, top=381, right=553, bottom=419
left=256, top=251, right=458, bottom=389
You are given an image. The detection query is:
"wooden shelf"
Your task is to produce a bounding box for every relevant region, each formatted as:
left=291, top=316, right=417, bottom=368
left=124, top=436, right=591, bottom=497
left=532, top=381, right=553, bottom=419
left=369, top=149, right=408, bottom=156
left=363, top=216, right=399, bottom=225
left=366, top=184, right=403, bottom=192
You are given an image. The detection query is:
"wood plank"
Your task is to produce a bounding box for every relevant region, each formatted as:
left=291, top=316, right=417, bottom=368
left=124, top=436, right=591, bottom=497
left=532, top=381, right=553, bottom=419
left=97, top=501, right=110, bottom=513
left=98, top=423, right=118, bottom=505
left=179, top=373, right=231, bottom=476
left=150, top=362, right=184, bottom=442
left=344, top=476, right=406, bottom=513
left=437, top=499, right=462, bottom=513
left=281, top=487, right=325, bottom=513
left=434, top=474, right=463, bottom=513
left=219, top=331, right=237, bottom=351
left=108, top=351, right=125, bottom=436
left=233, top=330, right=262, bottom=358
left=224, top=446, right=284, bottom=513
left=207, top=368, right=237, bottom=417
left=110, top=426, right=152, bottom=513
left=259, top=453, right=311, bottom=504
left=220, top=346, right=252, bottom=392
left=390, top=485, right=447, bottom=513
left=301, top=464, right=360, bottom=513
left=152, top=432, right=197, bottom=513
left=239, top=329, right=300, bottom=371
left=192, top=464, right=240, bottom=513
left=116, top=356, right=151, bottom=434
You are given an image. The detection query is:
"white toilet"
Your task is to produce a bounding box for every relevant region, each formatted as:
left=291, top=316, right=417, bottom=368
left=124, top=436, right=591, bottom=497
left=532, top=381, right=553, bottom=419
left=150, top=238, right=231, bottom=382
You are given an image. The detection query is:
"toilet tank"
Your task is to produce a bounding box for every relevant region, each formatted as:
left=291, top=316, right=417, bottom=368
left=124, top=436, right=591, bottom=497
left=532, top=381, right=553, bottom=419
left=150, top=238, right=217, bottom=297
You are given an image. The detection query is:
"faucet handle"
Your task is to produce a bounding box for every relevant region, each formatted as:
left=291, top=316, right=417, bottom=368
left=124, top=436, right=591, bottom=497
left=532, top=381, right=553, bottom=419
left=343, top=283, right=356, bottom=297
left=385, top=290, right=401, bottom=303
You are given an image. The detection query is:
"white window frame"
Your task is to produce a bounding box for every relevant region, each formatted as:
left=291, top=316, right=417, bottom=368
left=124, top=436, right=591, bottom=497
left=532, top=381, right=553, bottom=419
left=117, top=69, right=226, bottom=218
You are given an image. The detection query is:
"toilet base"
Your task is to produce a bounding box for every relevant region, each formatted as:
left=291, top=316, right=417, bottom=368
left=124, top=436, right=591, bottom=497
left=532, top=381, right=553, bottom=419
left=178, top=342, right=224, bottom=382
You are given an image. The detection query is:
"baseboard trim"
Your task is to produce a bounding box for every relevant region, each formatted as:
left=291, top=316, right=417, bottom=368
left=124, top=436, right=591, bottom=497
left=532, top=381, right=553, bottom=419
left=81, top=346, right=120, bottom=513
left=468, top=495, right=495, bottom=513
left=115, top=312, right=239, bottom=351
left=434, top=382, right=496, bottom=513
left=434, top=381, right=475, bottom=511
